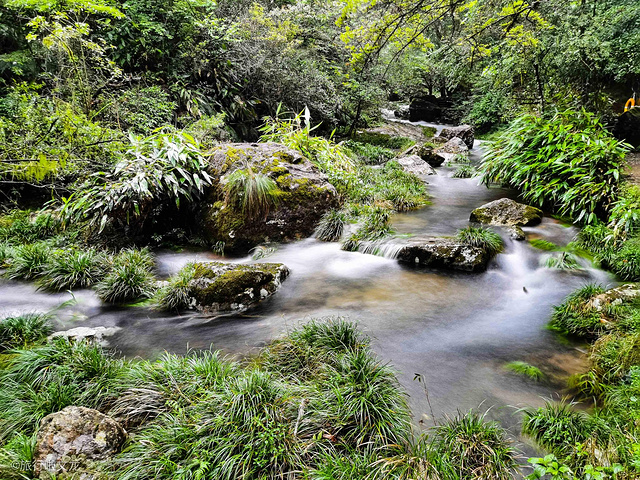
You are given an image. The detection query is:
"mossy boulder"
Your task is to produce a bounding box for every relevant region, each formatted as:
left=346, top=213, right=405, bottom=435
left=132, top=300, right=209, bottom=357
left=200, top=143, right=338, bottom=252
left=470, top=198, right=543, bottom=226
left=34, top=406, right=126, bottom=479
left=396, top=239, right=489, bottom=272
left=189, top=261, right=290, bottom=313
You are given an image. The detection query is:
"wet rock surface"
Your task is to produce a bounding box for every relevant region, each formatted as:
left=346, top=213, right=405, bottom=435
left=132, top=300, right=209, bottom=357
left=189, top=261, right=290, bottom=313
left=397, top=154, right=437, bottom=175
left=438, top=125, right=475, bottom=149
left=396, top=239, right=489, bottom=272
left=49, top=327, right=121, bottom=346
left=34, top=406, right=126, bottom=479
left=470, top=198, right=543, bottom=226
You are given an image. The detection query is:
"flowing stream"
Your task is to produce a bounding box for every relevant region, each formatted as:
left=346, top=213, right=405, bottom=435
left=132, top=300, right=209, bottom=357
left=0, top=125, right=617, bottom=448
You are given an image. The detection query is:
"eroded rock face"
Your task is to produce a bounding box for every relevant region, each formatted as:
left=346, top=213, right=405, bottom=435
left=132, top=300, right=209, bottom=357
left=396, top=239, right=489, bottom=272
left=397, top=155, right=436, bottom=176
left=34, top=406, right=126, bottom=479
left=438, top=125, right=475, bottom=149
left=470, top=198, right=543, bottom=226
left=189, top=262, right=290, bottom=313
left=201, top=143, right=338, bottom=251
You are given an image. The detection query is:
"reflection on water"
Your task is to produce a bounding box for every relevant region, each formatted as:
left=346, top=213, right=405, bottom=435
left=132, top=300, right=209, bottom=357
left=0, top=139, right=616, bottom=440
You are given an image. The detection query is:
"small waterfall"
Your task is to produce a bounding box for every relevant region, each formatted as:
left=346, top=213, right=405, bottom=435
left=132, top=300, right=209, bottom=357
left=357, top=239, right=407, bottom=259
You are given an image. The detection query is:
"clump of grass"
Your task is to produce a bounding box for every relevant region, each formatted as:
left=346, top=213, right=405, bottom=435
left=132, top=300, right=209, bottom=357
left=95, top=248, right=156, bottom=304
left=456, top=226, right=503, bottom=256
left=452, top=164, right=476, bottom=178
left=0, top=339, right=124, bottom=440
left=6, top=243, right=52, bottom=280
left=433, top=410, right=517, bottom=480
left=350, top=132, right=414, bottom=150
left=344, top=140, right=395, bottom=165
left=39, top=248, right=105, bottom=291
left=521, top=401, right=603, bottom=459
left=575, top=223, right=617, bottom=254
left=0, top=243, right=13, bottom=268
left=590, top=332, right=640, bottom=383
left=342, top=207, right=393, bottom=252
left=422, top=126, right=437, bottom=138
left=224, top=167, right=281, bottom=219
left=0, top=210, right=61, bottom=245
left=504, top=361, right=544, bottom=381
left=544, top=252, right=583, bottom=271
left=154, top=263, right=196, bottom=312
left=608, top=237, right=640, bottom=281
left=0, top=313, right=52, bottom=352
left=0, top=432, right=36, bottom=480
left=316, top=210, right=347, bottom=242
left=318, top=349, right=412, bottom=447
left=549, top=284, right=605, bottom=338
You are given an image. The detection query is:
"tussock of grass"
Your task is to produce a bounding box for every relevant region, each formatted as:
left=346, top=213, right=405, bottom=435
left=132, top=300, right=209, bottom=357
left=154, top=262, right=196, bottom=312
left=504, top=361, right=544, bottom=381
left=7, top=243, right=52, bottom=280
left=456, top=226, right=503, bottom=256
left=544, top=251, right=582, bottom=271
left=39, top=248, right=105, bottom=291
left=0, top=313, right=51, bottom=352
left=315, top=210, right=347, bottom=242
left=549, top=284, right=605, bottom=338
left=95, top=248, right=156, bottom=304
left=530, top=239, right=561, bottom=251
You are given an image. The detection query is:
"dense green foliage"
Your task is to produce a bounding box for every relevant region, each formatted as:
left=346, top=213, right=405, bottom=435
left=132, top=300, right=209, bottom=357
left=481, top=110, right=630, bottom=224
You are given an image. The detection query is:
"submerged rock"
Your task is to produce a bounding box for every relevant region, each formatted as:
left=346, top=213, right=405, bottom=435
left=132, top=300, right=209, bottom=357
left=396, top=239, right=489, bottom=272
left=49, top=326, right=121, bottom=346
left=201, top=143, right=338, bottom=252
left=507, top=225, right=526, bottom=241
left=470, top=198, right=543, bottom=226
left=34, top=406, right=126, bottom=479
left=397, top=155, right=437, bottom=176
left=438, top=125, right=475, bottom=149
left=189, top=261, right=290, bottom=313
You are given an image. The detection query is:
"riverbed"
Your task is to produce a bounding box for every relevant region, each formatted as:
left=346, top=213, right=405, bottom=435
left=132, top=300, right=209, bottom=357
left=0, top=130, right=616, bottom=445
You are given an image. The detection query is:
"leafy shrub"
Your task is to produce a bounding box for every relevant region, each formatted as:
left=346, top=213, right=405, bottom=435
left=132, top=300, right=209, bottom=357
left=223, top=167, right=281, bottom=218
left=155, top=263, right=196, bottom=311
left=575, top=223, right=617, bottom=255
left=63, top=131, right=211, bottom=234
left=433, top=410, right=517, bottom=480
left=98, top=85, right=176, bottom=133
left=464, top=90, right=507, bottom=133
left=0, top=211, right=61, bottom=245
left=608, top=184, right=640, bottom=236
left=456, top=226, right=503, bottom=256
left=549, top=284, right=605, bottom=338
left=39, top=248, right=105, bottom=291
left=505, top=361, right=544, bottom=381
left=608, top=237, right=640, bottom=281
left=95, top=248, right=156, bottom=303
left=6, top=243, right=52, bottom=280
left=0, top=313, right=51, bottom=352
left=591, top=332, right=640, bottom=383
left=481, top=110, right=630, bottom=224
left=316, top=210, right=347, bottom=242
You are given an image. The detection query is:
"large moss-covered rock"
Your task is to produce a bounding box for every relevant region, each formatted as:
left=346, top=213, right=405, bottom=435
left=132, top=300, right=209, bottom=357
left=189, top=261, right=290, bottom=313
left=396, top=239, right=489, bottom=272
left=470, top=198, right=543, bottom=226
left=200, top=143, right=338, bottom=251
left=34, top=406, right=126, bottom=480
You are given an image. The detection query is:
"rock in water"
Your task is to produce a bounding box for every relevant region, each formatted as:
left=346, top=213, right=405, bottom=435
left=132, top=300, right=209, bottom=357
left=49, top=326, right=121, bottom=346
left=396, top=239, right=489, bottom=272
left=34, top=406, right=126, bottom=479
left=507, top=225, right=526, bottom=241
left=397, top=155, right=437, bottom=176
left=189, top=262, right=290, bottom=313
left=438, top=125, right=475, bottom=149
left=201, top=143, right=338, bottom=251
left=435, top=137, right=469, bottom=155
left=470, top=198, right=543, bottom=226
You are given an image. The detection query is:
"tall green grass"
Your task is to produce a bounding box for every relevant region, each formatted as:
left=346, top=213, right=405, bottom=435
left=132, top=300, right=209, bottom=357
left=456, top=226, right=503, bottom=256
left=0, top=313, right=51, bottom=352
